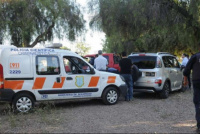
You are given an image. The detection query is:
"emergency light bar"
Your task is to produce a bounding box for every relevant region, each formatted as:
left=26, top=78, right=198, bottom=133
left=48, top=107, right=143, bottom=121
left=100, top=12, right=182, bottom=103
left=46, top=43, right=63, bottom=48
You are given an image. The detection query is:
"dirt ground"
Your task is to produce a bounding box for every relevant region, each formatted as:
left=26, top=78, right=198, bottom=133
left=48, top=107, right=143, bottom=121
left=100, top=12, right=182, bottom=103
left=0, top=89, right=197, bottom=133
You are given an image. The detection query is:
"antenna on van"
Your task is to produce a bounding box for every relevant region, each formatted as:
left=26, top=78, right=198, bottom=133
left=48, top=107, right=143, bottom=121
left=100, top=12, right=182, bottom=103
left=46, top=43, right=63, bottom=49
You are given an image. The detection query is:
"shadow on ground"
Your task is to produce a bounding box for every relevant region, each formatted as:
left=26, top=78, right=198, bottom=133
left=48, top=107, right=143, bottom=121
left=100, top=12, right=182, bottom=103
left=133, top=89, right=190, bottom=100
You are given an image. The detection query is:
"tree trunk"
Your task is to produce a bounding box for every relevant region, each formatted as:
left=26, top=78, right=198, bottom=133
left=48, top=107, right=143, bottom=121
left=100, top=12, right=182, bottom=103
left=30, top=22, right=55, bottom=48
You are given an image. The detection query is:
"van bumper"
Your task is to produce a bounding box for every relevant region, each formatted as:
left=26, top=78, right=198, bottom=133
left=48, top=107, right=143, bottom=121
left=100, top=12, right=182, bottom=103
left=0, top=89, right=15, bottom=102
left=119, top=84, right=128, bottom=96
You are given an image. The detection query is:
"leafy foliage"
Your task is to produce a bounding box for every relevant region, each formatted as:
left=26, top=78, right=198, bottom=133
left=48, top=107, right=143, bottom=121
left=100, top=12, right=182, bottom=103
left=60, top=46, right=71, bottom=50
left=0, top=0, right=85, bottom=47
left=89, top=0, right=200, bottom=55
left=75, top=42, right=91, bottom=56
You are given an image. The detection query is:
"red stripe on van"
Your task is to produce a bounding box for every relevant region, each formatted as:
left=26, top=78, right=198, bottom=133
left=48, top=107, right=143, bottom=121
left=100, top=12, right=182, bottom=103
left=32, top=77, right=46, bottom=89
left=107, top=76, right=116, bottom=83
left=53, top=77, right=65, bottom=88
left=88, top=76, right=100, bottom=87
left=4, top=80, right=24, bottom=90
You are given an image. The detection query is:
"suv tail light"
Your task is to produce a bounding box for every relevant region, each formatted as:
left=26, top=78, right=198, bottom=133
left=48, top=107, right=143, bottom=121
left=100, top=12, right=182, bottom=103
left=0, top=64, right=4, bottom=89
left=155, top=79, right=162, bottom=86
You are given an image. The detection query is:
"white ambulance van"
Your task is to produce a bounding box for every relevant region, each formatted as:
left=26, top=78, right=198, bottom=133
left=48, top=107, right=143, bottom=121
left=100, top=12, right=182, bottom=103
left=0, top=44, right=127, bottom=112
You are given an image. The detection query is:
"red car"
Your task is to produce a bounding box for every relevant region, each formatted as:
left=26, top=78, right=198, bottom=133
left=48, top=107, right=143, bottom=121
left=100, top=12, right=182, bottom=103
left=84, top=53, right=121, bottom=72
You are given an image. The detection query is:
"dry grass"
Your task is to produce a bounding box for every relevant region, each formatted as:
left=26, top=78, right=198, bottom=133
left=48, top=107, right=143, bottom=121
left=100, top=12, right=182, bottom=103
left=0, top=90, right=196, bottom=133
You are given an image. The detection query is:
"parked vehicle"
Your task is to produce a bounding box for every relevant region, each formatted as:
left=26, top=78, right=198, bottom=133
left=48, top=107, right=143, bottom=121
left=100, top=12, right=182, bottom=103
left=84, top=53, right=121, bottom=72
left=0, top=44, right=127, bottom=112
left=128, top=52, right=184, bottom=99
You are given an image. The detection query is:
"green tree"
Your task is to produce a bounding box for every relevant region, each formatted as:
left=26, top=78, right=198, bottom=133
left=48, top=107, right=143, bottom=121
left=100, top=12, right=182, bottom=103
left=75, top=42, right=91, bottom=56
left=61, top=46, right=71, bottom=50
left=89, top=0, right=200, bottom=55
left=0, top=0, right=85, bottom=47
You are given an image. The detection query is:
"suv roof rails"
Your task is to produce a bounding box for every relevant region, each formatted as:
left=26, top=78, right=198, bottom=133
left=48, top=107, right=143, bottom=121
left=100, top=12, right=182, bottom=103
left=131, top=52, right=144, bottom=55
left=157, top=52, right=171, bottom=55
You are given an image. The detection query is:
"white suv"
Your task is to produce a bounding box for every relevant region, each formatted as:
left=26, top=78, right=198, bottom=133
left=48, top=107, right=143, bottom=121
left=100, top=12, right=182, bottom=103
left=128, top=52, right=183, bottom=99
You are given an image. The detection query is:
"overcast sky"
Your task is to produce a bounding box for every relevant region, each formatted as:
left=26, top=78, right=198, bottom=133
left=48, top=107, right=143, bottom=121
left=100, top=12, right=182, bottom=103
left=53, top=0, right=105, bottom=54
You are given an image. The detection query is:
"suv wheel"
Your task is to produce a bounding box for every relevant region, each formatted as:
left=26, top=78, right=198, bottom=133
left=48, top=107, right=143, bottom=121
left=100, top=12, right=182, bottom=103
left=102, top=87, right=119, bottom=105
left=12, top=93, right=35, bottom=113
left=159, top=81, right=170, bottom=99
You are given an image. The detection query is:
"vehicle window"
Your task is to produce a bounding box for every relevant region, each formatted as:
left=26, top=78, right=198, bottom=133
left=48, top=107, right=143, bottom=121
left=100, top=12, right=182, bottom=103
left=162, top=56, right=172, bottom=68
left=128, top=56, right=157, bottom=69
left=171, top=57, right=180, bottom=68
left=63, top=58, right=72, bottom=74
left=63, top=56, right=92, bottom=74
left=162, top=56, right=180, bottom=68
left=103, top=55, right=109, bottom=63
left=36, top=56, right=60, bottom=75
left=167, top=57, right=175, bottom=67
left=114, top=55, right=120, bottom=64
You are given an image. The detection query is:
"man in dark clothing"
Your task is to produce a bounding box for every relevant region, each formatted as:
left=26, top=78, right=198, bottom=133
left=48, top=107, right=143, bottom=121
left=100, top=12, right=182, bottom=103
left=186, top=54, right=191, bottom=89
left=89, top=57, right=95, bottom=66
left=131, top=64, right=141, bottom=83
left=119, top=52, right=133, bottom=101
left=183, top=44, right=200, bottom=133
left=89, top=54, right=98, bottom=67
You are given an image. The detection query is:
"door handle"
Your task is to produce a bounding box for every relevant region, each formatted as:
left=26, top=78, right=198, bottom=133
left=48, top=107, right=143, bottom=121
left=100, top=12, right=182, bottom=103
left=56, top=77, right=61, bottom=83
left=66, top=77, right=73, bottom=80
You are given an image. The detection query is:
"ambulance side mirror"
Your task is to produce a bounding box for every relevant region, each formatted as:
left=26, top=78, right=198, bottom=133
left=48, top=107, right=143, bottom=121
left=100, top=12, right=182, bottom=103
left=90, top=68, right=95, bottom=74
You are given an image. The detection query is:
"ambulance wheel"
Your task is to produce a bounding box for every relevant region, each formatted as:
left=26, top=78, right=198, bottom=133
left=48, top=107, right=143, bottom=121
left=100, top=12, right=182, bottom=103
left=102, top=87, right=119, bottom=105
left=12, top=93, right=35, bottom=113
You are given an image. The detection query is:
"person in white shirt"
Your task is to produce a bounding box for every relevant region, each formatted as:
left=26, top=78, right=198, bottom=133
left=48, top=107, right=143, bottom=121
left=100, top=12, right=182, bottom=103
left=94, top=50, right=108, bottom=71
left=181, top=53, right=189, bottom=67
left=181, top=53, right=191, bottom=89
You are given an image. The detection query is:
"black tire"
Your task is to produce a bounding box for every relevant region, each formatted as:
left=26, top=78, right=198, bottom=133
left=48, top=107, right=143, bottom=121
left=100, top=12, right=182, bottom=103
left=102, top=87, right=119, bottom=105
left=159, top=81, right=170, bottom=99
left=12, top=93, right=35, bottom=113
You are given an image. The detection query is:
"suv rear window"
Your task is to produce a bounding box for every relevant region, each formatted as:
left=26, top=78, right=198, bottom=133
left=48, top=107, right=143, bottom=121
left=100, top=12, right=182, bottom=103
left=128, top=56, right=157, bottom=69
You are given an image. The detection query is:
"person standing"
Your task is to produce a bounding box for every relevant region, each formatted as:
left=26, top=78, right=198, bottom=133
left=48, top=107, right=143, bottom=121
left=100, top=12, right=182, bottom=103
left=181, top=53, right=191, bottom=89
left=89, top=57, right=95, bottom=66
left=119, top=51, right=133, bottom=101
left=183, top=44, right=200, bottom=133
left=186, top=54, right=191, bottom=89
left=181, top=53, right=189, bottom=67
left=89, top=54, right=98, bottom=66
left=131, top=64, right=141, bottom=83
left=94, top=50, right=108, bottom=71
left=95, top=54, right=98, bottom=58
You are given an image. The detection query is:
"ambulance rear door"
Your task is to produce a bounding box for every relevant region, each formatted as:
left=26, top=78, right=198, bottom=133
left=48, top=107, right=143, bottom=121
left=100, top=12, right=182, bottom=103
left=2, top=49, right=34, bottom=92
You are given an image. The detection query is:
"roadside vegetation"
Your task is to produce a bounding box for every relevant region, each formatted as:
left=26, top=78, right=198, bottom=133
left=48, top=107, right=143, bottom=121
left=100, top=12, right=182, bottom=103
left=0, top=0, right=199, bottom=56
left=89, top=0, right=200, bottom=55
left=0, top=0, right=85, bottom=47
